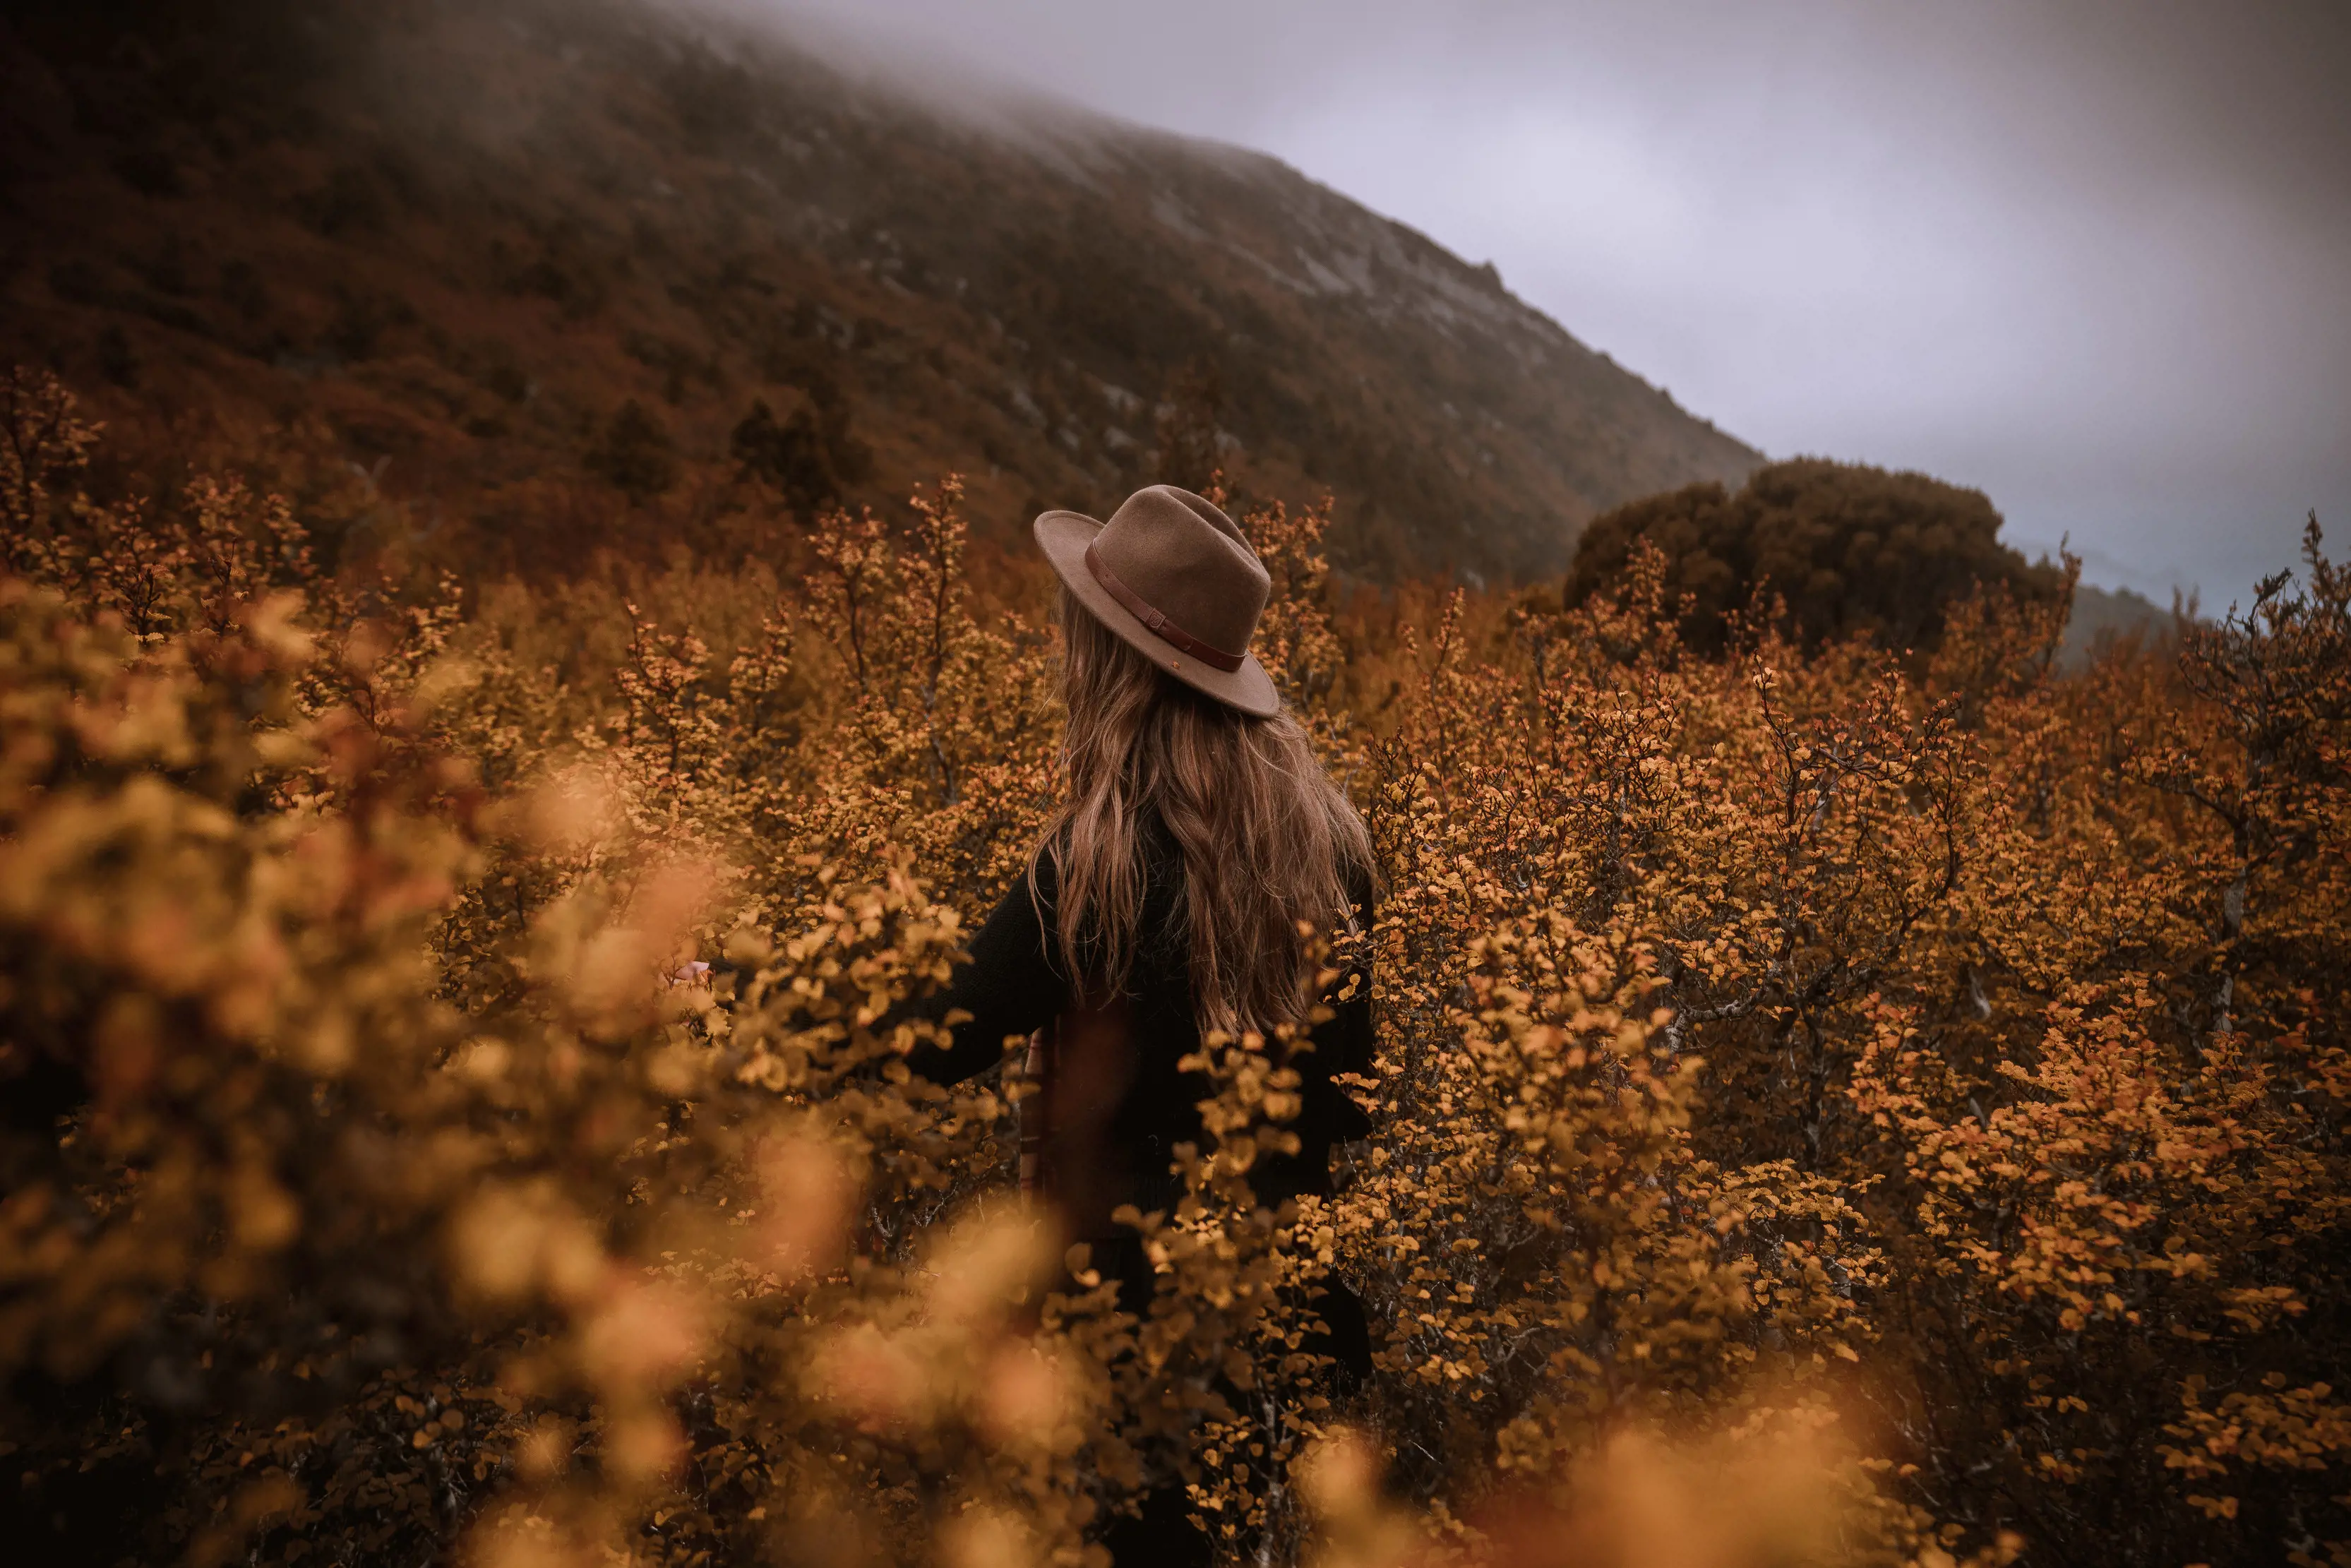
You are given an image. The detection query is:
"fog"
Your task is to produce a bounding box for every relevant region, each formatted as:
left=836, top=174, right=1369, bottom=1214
left=747, top=0, right=2350, bottom=602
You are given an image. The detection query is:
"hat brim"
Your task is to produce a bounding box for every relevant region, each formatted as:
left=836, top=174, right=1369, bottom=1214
left=1034, top=510, right=1283, bottom=719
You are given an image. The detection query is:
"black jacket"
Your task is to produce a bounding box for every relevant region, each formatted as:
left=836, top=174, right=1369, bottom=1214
left=908, top=825, right=1374, bottom=1231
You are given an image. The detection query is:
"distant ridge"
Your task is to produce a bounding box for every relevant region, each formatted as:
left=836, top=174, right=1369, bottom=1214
left=0, top=0, right=1761, bottom=579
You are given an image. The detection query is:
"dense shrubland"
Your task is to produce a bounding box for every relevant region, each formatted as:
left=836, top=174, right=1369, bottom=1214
left=1, top=367, right=2345, bottom=1568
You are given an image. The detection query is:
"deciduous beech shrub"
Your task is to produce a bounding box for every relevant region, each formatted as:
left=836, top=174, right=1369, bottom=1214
left=1, top=367, right=2343, bottom=1568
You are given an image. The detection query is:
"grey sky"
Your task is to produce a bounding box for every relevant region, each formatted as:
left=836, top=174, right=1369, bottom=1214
left=759, top=0, right=2350, bottom=603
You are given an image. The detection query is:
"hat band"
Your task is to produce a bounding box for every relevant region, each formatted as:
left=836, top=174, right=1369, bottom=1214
left=1084, top=539, right=1248, bottom=673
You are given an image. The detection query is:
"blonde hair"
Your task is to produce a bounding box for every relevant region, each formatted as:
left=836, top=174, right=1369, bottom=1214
left=1035, top=584, right=1372, bottom=1036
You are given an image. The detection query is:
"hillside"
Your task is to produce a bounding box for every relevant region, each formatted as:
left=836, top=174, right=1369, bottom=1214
left=2062, top=579, right=2171, bottom=656
left=0, top=0, right=1760, bottom=581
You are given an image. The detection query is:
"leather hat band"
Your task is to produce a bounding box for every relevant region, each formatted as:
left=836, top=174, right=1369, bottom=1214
left=1084, top=538, right=1247, bottom=672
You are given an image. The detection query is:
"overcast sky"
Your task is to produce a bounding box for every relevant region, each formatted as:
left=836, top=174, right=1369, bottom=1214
left=762, top=0, right=2350, bottom=603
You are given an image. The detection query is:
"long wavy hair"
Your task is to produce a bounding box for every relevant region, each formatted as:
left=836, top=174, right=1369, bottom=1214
left=1034, top=584, right=1373, bottom=1036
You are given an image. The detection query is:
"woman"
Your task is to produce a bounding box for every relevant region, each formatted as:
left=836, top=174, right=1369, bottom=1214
left=907, top=484, right=1376, bottom=1562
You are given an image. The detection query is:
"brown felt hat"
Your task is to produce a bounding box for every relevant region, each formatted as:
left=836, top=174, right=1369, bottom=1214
left=1034, top=485, right=1281, bottom=718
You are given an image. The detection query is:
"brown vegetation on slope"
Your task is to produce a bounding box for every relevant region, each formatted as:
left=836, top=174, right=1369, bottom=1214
left=0, top=0, right=1758, bottom=585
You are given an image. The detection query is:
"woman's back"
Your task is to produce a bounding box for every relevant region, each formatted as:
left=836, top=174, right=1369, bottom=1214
left=909, top=810, right=1372, bottom=1239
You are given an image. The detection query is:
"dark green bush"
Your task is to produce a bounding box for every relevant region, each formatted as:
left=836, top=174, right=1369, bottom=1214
left=585, top=398, right=679, bottom=503
left=730, top=397, right=839, bottom=520
left=1565, top=458, right=2064, bottom=655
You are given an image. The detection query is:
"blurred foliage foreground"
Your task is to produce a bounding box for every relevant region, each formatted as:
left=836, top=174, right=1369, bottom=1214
left=1, top=366, right=2346, bottom=1568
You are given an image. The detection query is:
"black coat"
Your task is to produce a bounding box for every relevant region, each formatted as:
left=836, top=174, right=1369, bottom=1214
left=907, top=824, right=1375, bottom=1235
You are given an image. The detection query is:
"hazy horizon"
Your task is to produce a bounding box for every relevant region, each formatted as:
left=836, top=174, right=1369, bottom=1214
left=745, top=0, right=2350, bottom=605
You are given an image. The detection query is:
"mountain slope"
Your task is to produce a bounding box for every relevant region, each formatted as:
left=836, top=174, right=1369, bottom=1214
left=0, top=0, right=1760, bottom=580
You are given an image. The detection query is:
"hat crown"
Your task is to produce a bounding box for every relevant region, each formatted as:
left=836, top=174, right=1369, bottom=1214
left=1089, top=486, right=1268, bottom=659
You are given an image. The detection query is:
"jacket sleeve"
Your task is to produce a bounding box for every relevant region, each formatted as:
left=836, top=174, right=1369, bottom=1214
left=903, top=865, right=1070, bottom=1087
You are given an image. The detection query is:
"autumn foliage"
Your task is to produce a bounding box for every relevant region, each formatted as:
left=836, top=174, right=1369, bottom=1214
left=1, top=367, right=2345, bottom=1568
